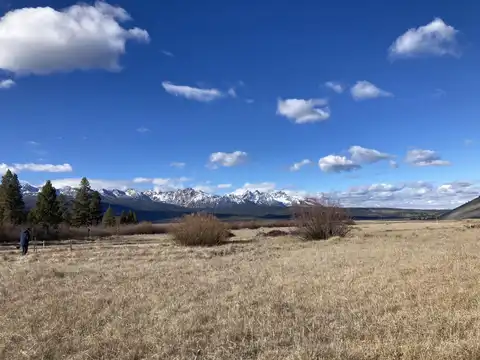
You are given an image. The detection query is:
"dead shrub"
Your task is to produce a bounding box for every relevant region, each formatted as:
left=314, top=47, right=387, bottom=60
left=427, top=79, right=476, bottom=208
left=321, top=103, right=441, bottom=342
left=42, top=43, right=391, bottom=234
left=171, top=213, right=228, bottom=246
left=293, top=197, right=352, bottom=240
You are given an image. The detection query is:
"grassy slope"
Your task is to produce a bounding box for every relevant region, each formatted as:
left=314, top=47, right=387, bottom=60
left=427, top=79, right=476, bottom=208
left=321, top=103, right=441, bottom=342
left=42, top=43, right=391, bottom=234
left=440, top=196, right=480, bottom=220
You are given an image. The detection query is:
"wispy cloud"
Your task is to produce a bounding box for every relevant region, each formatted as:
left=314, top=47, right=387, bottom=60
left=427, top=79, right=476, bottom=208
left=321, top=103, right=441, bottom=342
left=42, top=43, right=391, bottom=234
left=324, top=81, right=344, bottom=94
left=289, top=159, right=312, bottom=171
left=170, top=162, right=186, bottom=169
left=405, top=149, right=451, bottom=166
left=1, top=163, right=73, bottom=173
left=350, top=81, right=393, bottom=101
left=162, top=81, right=224, bottom=102
left=136, top=126, right=150, bottom=133
left=161, top=50, right=174, bottom=57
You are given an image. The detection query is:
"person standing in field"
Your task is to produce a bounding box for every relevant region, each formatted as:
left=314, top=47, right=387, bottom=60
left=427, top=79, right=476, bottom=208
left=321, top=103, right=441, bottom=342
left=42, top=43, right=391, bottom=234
left=20, top=227, right=31, bottom=255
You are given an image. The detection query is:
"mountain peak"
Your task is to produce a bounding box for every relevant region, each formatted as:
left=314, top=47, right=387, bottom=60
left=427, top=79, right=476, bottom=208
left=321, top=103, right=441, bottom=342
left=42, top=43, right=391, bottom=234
left=21, top=185, right=308, bottom=209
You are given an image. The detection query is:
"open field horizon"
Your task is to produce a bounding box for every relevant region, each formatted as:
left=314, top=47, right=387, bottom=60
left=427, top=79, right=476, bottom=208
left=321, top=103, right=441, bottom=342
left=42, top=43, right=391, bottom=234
left=2, top=220, right=480, bottom=359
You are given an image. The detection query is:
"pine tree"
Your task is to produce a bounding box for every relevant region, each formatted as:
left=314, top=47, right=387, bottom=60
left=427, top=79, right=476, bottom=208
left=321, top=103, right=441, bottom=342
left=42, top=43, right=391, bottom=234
left=27, top=208, right=38, bottom=225
left=127, top=210, right=138, bottom=224
left=0, top=170, right=26, bottom=225
left=89, top=191, right=102, bottom=226
left=71, top=177, right=92, bottom=227
left=57, top=194, right=71, bottom=225
left=102, top=206, right=116, bottom=227
left=130, top=210, right=138, bottom=224
left=119, top=210, right=127, bottom=225
left=35, top=180, right=61, bottom=232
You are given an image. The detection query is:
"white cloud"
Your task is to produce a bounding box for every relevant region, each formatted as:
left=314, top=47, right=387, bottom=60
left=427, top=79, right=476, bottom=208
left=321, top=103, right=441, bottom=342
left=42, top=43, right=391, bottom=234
left=232, top=182, right=276, bottom=195
left=325, top=81, right=344, bottom=94
left=349, top=146, right=392, bottom=164
left=0, top=162, right=72, bottom=173
left=245, top=99, right=254, bottom=104
left=318, top=155, right=361, bottom=173
left=350, top=81, right=393, bottom=101
left=0, top=2, right=149, bottom=75
left=161, top=50, right=174, bottom=57
left=0, top=79, right=15, bottom=89
left=405, top=149, right=451, bottom=166
left=227, top=88, right=237, bottom=98
left=277, top=98, right=330, bottom=124
left=194, top=183, right=232, bottom=193
left=162, top=81, right=224, bottom=102
left=464, top=139, right=474, bottom=146
left=390, top=160, right=399, bottom=169
left=326, top=181, right=480, bottom=209
left=132, top=176, right=190, bottom=191
left=208, top=151, right=248, bottom=169
left=50, top=178, right=130, bottom=190
left=170, top=162, right=186, bottom=169
left=389, top=18, right=460, bottom=59
left=289, top=159, right=312, bottom=172
left=136, top=126, right=150, bottom=133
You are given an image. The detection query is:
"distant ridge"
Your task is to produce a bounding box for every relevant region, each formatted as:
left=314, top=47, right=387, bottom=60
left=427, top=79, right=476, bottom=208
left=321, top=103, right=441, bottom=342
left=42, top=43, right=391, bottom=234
left=440, top=196, right=480, bottom=220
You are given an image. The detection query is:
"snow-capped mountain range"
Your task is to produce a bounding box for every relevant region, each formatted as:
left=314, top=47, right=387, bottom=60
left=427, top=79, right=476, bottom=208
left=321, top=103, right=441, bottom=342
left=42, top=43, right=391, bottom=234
left=20, top=184, right=308, bottom=209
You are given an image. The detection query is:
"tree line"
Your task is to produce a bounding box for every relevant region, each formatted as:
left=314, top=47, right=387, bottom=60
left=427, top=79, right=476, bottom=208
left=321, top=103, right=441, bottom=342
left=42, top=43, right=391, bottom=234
left=0, top=171, right=138, bottom=232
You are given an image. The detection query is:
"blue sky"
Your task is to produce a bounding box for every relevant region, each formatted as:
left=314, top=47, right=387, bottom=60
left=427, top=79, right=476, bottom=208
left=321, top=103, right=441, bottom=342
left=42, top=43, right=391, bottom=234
left=0, top=0, right=479, bottom=208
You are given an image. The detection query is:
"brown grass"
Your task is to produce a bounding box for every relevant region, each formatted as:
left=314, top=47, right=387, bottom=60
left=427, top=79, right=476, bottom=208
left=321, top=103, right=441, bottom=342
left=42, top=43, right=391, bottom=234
left=171, top=213, right=228, bottom=246
left=1, top=219, right=294, bottom=244
left=2, top=221, right=480, bottom=359
left=293, top=198, right=352, bottom=240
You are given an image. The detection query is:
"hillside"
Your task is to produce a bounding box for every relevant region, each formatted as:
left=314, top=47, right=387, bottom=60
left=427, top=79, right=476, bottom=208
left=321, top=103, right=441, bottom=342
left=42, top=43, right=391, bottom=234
left=440, top=196, right=480, bottom=220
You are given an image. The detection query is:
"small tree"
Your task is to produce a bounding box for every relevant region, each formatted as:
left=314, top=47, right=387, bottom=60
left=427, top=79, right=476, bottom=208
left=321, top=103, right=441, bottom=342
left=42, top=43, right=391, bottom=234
left=0, top=170, right=26, bottom=225
left=89, top=191, right=102, bottom=226
left=102, top=206, right=116, bottom=227
left=57, top=194, right=71, bottom=225
left=127, top=210, right=138, bottom=224
left=35, top=180, right=62, bottom=233
left=27, top=208, right=39, bottom=226
left=119, top=210, right=127, bottom=225
left=71, top=177, right=92, bottom=227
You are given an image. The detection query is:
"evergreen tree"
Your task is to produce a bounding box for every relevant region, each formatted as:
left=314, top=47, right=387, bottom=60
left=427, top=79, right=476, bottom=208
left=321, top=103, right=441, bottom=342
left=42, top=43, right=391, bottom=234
left=35, top=180, right=61, bottom=232
left=127, top=210, right=138, bottom=224
left=71, top=177, right=92, bottom=227
left=120, top=210, right=127, bottom=225
left=0, top=170, right=26, bottom=225
left=102, top=206, right=116, bottom=227
left=57, top=194, right=71, bottom=225
left=27, top=208, right=38, bottom=225
left=89, top=191, right=102, bottom=226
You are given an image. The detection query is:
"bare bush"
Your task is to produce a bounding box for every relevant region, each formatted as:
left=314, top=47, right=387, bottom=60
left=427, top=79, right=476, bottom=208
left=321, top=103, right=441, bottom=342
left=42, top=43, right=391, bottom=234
left=171, top=213, right=228, bottom=246
left=293, top=197, right=352, bottom=240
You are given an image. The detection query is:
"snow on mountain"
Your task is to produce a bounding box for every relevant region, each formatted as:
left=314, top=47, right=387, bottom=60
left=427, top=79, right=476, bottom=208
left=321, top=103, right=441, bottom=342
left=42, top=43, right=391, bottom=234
left=20, top=185, right=308, bottom=208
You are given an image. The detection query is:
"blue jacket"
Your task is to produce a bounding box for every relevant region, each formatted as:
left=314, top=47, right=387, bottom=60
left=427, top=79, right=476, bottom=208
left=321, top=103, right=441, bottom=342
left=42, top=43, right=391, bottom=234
left=20, top=230, right=31, bottom=246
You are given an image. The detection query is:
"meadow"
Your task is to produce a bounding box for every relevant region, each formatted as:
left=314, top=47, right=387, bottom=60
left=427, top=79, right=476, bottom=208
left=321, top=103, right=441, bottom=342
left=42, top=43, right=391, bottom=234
left=2, top=220, right=480, bottom=359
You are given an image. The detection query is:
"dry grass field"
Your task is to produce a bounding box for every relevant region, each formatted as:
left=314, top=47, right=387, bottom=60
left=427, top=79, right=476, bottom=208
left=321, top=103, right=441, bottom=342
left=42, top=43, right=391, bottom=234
left=2, top=220, right=480, bottom=359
